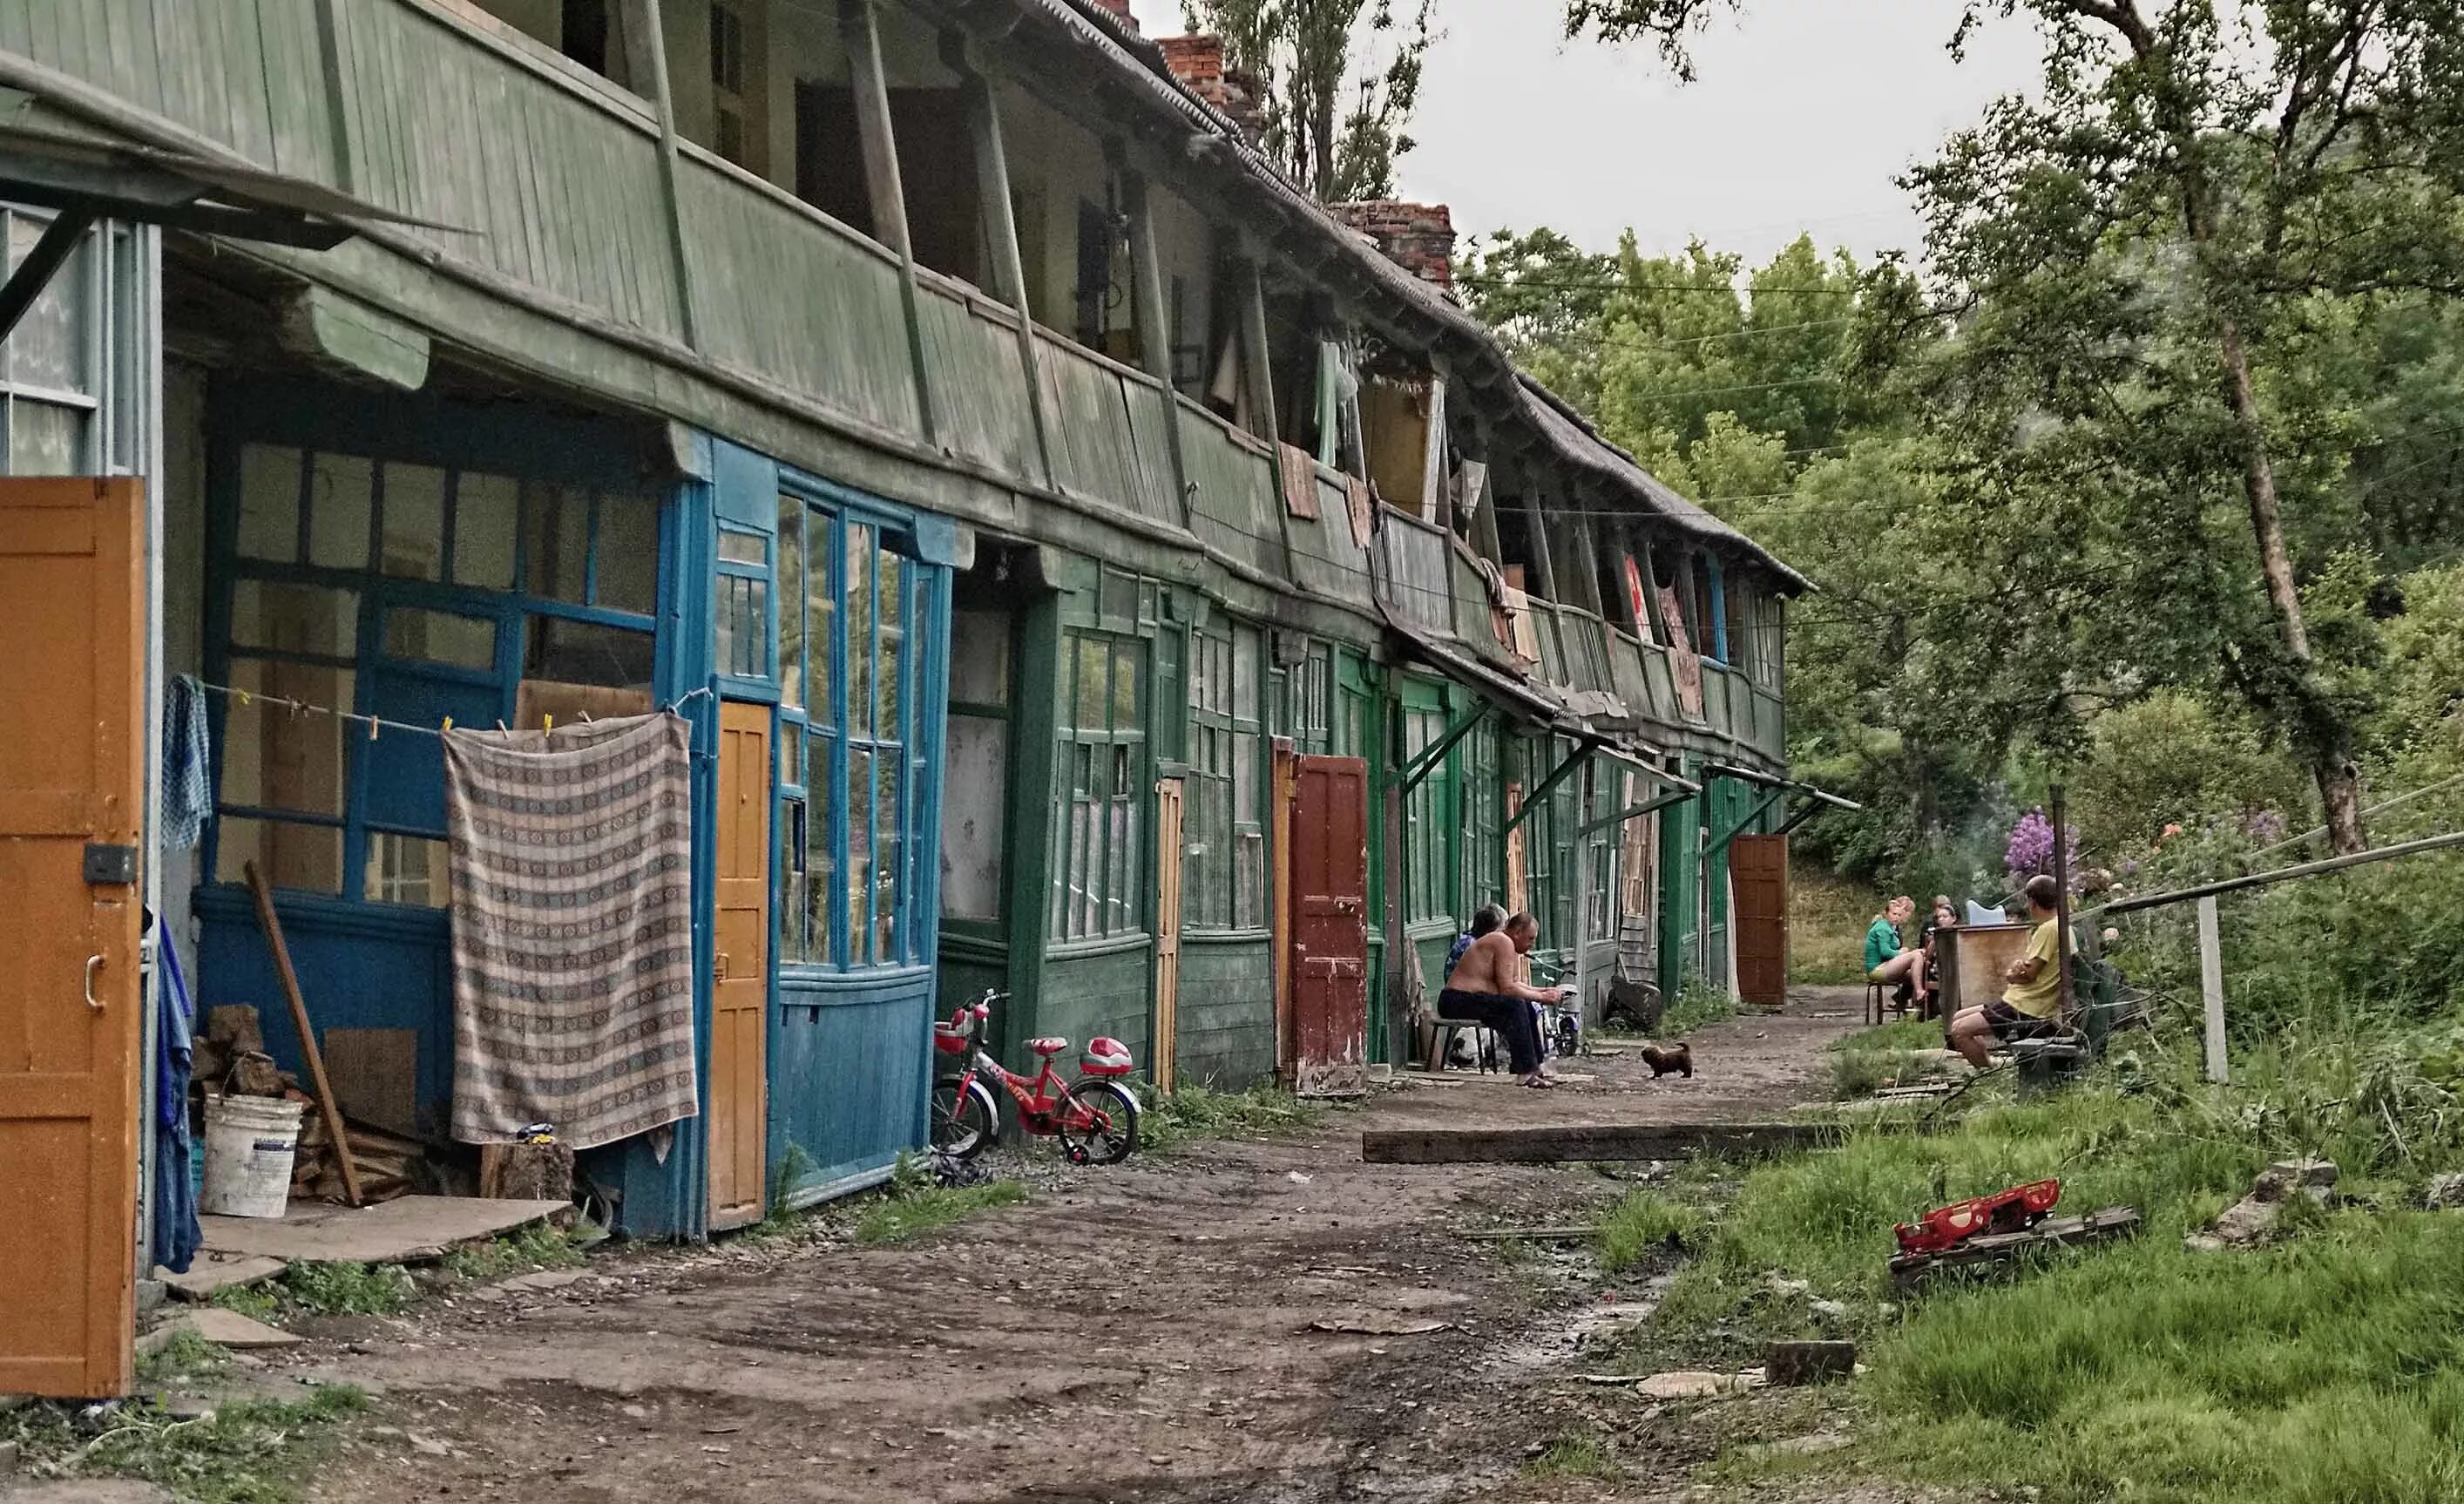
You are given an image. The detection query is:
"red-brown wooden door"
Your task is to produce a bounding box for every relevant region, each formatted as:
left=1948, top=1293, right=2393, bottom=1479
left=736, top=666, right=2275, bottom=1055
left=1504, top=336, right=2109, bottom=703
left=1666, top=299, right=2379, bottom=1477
left=1289, top=755, right=1368, bottom=1096
left=0, top=479, right=144, bottom=1399
left=1730, top=833, right=1790, bottom=1007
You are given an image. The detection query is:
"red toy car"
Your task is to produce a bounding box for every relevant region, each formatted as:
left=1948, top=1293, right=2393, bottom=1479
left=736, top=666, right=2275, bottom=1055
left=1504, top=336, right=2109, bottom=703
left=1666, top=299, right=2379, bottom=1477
left=1894, top=1179, right=2062, bottom=1256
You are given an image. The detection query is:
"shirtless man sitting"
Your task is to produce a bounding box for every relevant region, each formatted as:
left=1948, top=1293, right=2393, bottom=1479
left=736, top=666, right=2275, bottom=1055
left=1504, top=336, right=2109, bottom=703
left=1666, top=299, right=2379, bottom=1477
left=1438, top=911, right=1571, bottom=1089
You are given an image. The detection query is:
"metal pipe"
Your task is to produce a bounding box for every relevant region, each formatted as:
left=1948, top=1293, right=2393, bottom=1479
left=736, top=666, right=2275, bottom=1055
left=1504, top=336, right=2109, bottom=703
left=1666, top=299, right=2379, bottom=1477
left=2090, top=827, right=2464, bottom=918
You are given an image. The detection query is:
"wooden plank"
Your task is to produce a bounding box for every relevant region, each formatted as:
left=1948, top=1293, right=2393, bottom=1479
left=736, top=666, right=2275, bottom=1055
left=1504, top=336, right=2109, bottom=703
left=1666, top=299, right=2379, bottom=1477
left=244, top=860, right=364, bottom=1207
left=2197, top=895, right=2227, bottom=1083
left=1361, top=1121, right=1837, bottom=1165
left=320, top=1026, right=417, bottom=1136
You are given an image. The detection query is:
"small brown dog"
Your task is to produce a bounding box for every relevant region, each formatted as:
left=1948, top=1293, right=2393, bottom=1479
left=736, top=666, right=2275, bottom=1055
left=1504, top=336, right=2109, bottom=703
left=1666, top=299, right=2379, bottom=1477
left=1639, top=1042, right=1694, bottom=1079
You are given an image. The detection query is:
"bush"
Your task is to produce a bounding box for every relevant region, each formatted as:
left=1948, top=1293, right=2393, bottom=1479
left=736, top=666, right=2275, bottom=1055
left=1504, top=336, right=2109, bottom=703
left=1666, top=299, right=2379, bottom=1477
left=1598, top=1189, right=1710, bottom=1271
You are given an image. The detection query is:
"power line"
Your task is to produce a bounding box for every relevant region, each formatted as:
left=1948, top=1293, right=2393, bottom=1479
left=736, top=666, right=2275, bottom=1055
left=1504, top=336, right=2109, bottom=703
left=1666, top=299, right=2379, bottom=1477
left=1455, top=274, right=1865, bottom=295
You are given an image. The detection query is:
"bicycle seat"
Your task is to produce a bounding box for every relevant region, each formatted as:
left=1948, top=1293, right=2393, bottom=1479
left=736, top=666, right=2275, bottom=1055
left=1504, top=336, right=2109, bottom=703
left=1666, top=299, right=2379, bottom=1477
left=1026, top=1036, right=1071, bottom=1057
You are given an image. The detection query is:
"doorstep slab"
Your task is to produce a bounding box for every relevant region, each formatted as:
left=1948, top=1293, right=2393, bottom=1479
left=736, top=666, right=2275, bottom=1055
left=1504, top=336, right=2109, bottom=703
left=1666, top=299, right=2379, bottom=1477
left=154, top=1254, right=288, bottom=1302
left=161, top=1309, right=302, bottom=1350
left=199, top=1196, right=569, bottom=1265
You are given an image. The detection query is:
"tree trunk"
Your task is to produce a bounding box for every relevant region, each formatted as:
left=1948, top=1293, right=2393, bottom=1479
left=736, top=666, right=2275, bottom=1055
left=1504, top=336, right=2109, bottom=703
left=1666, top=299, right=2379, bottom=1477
left=2212, top=315, right=2368, bottom=855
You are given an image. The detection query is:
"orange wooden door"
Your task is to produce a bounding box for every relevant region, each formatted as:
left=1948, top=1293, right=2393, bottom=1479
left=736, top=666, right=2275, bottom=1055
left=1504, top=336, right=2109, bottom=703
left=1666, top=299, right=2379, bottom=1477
left=1730, top=833, right=1790, bottom=1007
left=708, top=701, right=770, bottom=1230
left=1151, top=777, right=1182, bottom=1093
left=1290, top=755, right=1368, bottom=1096
left=0, top=479, right=144, bottom=1399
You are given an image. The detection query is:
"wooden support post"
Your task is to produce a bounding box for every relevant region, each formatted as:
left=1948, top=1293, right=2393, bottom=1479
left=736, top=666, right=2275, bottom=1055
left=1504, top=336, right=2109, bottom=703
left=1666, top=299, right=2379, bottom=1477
left=625, top=0, right=701, bottom=349
left=1380, top=692, right=1413, bottom=1067
left=1121, top=167, right=1192, bottom=525
left=2197, top=895, right=2228, bottom=1083
left=843, top=0, right=937, bottom=444
left=1272, top=741, right=1296, bottom=1080
left=244, top=862, right=363, bottom=1208
left=2050, top=782, right=2075, bottom=1017
left=1237, top=255, right=1278, bottom=446
left=955, top=56, right=1053, bottom=486
left=1520, top=487, right=1560, bottom=601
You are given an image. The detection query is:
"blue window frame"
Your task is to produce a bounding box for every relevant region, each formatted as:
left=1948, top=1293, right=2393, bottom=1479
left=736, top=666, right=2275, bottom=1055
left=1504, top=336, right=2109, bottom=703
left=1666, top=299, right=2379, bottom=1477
left=775, top=489, right=937, bottom=970
left=206, top=439, right=662, bottom=907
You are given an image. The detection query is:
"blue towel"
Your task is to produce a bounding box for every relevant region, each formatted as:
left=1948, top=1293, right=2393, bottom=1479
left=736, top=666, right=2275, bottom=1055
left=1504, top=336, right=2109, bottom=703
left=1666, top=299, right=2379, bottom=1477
left=162, top=674, right=213, bottom=852
left=152, top=920, right=202, bottom=1276
left=1445, top=931, right=1475, bottom=979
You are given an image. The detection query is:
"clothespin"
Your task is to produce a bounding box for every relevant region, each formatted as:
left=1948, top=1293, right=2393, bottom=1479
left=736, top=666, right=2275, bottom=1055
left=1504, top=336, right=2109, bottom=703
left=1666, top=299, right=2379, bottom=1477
left=236, top=688, right=250, bottom=707
left=442, top=715, right=454, bottom=733
left=496, top=720, right=510, bottom=735
left=544, top=713, right=554, bottom=732
left=369, top=715, right=379, bottom=742
left=579, top=708, right=593, bottom=724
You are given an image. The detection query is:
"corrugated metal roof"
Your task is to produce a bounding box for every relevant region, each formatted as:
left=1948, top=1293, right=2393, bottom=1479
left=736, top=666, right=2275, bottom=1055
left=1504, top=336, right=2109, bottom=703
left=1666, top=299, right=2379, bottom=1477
left=988, top=0, right=1809, bottom=593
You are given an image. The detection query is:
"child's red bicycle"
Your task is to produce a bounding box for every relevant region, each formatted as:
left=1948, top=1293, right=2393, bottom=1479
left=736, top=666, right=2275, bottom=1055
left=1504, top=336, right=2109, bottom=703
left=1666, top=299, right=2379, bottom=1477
left=931, top=990, right=1141, bottom=1165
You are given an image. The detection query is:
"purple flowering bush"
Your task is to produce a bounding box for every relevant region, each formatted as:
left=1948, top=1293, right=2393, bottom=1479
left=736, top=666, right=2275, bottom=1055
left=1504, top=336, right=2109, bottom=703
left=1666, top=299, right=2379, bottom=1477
left=2003, top=807, right=2082, bottom=891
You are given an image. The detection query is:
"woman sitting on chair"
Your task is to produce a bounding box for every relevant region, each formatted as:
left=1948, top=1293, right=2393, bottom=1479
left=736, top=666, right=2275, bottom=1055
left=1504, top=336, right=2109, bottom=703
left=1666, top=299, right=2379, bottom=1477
left=1865, top=896, right=1930, bottom=1013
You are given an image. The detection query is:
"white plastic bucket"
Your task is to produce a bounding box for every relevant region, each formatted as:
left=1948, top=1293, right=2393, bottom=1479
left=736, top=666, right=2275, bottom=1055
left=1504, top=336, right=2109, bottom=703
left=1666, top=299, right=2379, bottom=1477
left=200, top=1094, right=305, bottom=1218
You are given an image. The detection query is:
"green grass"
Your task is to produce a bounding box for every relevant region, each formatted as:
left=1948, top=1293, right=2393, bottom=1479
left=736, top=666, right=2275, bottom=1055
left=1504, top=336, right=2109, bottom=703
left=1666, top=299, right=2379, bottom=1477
left=0, top=1386, right=368, bottom=1504
left=1598, top=1189, right=1711, bottom=1271
left=1614, top=1017, right=2464, bottom=1501
left=136, top=1328, right=230, bottom=1385
left=1792, top=871, right=1883, bottom=986
left=269, top=1261, right=416, bottom=1317
left=851, top=1179, right=1027, bottom=1245
left=1658, top=977, right=1739, bottom=1038
left=437, top=1222, right=586, bottom=1281
left=1526, top=1429, right=1620, bottom=1480
left=1137, top=1081, right=1328, bottom=1154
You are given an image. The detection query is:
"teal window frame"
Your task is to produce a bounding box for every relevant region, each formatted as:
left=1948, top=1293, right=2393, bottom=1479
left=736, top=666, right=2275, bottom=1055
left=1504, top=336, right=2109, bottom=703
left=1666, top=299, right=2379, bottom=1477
left=1050, top=628, right=1148, bottom=943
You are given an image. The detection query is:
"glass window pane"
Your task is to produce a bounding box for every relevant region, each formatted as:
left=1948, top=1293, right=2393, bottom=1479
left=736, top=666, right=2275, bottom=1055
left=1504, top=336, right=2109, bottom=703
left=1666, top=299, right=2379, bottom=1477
left=715, top=576, right=739, bottom=679
left=780, top=795, right=809, bottom=961
left=365, top=833, right=450, bottom=907
left=776, top=497, right=805, bottom=710
left=523, top=480, right=590, bottom=601
left=718, top=530, right=765, bottom=566
left=876, top=552, right=903, bottom=736
left=384, top=608, right=496, bottom=669
left=307, top=452, right=374, bottom=571
left=808, top=512, right=835, bottom=724
left=9, top=398, right=85, bottom=475
left=1234, top=731, right=1256, bottom=825
left=875, top=759, right=900, bottom=961
left=846, top=745, right=873, bottom=961
left=523, top=615, right=654, bottom=694
left=237, top=444, right=303, bottom=563
left=220, top=660, right=355, bottom=816
left=941, top=716, right=1005, bottom=921
left=231, top=582, right=356, bottom=657
left=1112, top=643, right=1138, bottom=726
left=1233, top=627, right=1258, bottom=721
left=593, top=490, right=660, bottom=613
left=950, top=609, right=1009, bottom=707
left=6, top=213, right=88, bottom=393
left=845, top=525, right=873, bottom=737
left=781, top=722, right=803, bottom=789
left=214, top=816, right=343, bottom=896
left=454, top=472, right=519, bottom=589
left=807, top=750, right=836, bottom=960
left=381, top=464, right=447, bottom=579
left=1076, top=637, right=1108, bottom=730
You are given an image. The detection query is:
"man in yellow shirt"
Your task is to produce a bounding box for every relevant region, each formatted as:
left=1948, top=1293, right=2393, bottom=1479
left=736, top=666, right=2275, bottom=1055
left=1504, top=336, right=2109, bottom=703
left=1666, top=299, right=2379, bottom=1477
left=1948, top=874, right=2074, bottom=1068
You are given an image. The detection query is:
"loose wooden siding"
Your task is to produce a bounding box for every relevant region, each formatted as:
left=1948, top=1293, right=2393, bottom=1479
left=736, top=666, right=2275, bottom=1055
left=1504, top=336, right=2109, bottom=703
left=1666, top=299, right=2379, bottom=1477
left=1181, top=410, right=1287, bottom=579
left=1376, top=507, right=1452, bottom=636
left=917, top=285, right=1039, bottom=480
left=1038, top=336, right=1179, bottom=528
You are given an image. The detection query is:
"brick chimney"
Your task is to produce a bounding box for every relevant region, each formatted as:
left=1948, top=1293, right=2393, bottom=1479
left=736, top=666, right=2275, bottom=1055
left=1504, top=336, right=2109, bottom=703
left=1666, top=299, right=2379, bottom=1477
left=1085, top=0, right=1140, bottom=31
left=1158, top=34, right=1267, bottom=147
left=1328, top=201, right=1456, bottom=295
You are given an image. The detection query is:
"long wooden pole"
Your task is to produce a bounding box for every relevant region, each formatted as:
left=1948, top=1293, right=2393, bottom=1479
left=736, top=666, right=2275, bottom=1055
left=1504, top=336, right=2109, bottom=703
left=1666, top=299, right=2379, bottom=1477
left=2090, top=827, right=2464, bottom=918
left=2197, top=895, right=2228, bottom=1084
left=2050, top=782, right=2074, bottom=1019
left=244, top=862, right=363, bottom=1207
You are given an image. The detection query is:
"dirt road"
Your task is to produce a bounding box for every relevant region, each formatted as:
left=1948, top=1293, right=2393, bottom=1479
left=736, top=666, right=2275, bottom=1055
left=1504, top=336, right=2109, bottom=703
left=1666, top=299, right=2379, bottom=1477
left=289, top=988, right=1861, bottom=1503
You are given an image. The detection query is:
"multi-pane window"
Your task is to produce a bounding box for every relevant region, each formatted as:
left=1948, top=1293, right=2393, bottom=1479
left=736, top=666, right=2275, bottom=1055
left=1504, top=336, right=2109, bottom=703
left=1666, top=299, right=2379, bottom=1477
left=1463, top=715, right=1501, bottom=912
left=1401, top=702, right=1452, bottom=926
left=777, top=495, right=931, bottom=968
left=1186, top=622, right=1264, bottom=931
left=214, top=443, right=658, bottom=907
left=1283, top=641, right=1333, bottom=757
left=1520, top=741, right=1556, bottom=945
left=0, top=210, right=150, bottom=477
left=1050, top=631, right=1145, bottom=941
left=1582, top=761, right=1614, bottom=942
left=714, top=529, right=769, bottom=681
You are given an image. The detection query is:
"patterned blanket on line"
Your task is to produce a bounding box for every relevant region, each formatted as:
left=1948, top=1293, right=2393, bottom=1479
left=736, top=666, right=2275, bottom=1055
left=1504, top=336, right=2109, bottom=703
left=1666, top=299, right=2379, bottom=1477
left=443, top=713, right=698, bottom=1148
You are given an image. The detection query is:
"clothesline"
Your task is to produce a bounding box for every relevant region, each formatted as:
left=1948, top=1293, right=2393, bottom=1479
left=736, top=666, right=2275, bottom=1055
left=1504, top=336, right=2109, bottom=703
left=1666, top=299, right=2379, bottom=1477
left=187, top=676, right=714, bottom=742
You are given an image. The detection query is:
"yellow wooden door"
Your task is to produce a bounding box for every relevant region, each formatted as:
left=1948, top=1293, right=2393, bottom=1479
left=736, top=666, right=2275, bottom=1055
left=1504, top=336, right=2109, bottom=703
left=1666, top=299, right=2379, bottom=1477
left=0, top=479, right=144, bottom=1399
left=1151, top=777, right=1182, bottom=1092
left=708, top=701, right=770, bottom=1230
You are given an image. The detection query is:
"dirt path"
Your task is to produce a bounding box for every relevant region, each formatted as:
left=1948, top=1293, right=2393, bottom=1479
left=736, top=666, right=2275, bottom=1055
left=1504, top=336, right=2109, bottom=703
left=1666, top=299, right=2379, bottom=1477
left=282, top=987, right=1862, bottom=1503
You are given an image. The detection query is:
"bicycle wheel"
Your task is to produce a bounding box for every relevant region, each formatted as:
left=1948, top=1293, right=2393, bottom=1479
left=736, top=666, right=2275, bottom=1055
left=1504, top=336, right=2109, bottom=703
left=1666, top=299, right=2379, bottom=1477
left=931, top=1077, right=999, bottom=1160
left=1057, top=1079, right=1140, bottom=1165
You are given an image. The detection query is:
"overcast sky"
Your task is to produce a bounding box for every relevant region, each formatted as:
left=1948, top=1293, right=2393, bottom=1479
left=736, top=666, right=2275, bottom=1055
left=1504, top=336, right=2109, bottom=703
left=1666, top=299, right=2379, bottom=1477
left=1124, top=0, right=2048, bottom=269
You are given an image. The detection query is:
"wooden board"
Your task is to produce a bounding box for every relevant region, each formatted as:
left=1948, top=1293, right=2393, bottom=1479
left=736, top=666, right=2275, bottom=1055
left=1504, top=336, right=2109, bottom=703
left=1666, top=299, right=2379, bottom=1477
left=321, top=1028, right=419, bottom=1137
left=1939, top=925, right=2031, bottom=1019
left=1362, top=1121, right=1838, bottom=1165
left=199, top=1196, right=571, bottom=1266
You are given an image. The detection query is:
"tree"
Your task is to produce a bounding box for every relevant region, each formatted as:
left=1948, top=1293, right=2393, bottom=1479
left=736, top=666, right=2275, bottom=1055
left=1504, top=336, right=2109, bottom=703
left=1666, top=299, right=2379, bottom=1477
left=1182, top=0, right=1437, bottom=201
left=1569, top=0, right=2464, bottom=856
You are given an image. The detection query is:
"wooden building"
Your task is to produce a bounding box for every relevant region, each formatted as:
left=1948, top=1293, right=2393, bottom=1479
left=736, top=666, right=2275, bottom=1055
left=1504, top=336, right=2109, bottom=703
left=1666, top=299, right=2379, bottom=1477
left=0, top=0, right=1807, bottom=1397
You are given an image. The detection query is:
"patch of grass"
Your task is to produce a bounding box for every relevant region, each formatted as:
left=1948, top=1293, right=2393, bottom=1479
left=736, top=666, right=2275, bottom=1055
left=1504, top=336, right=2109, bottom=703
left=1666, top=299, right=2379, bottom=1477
left=1830, top=1018, right=1956, bottom=1100
left=0, top=1385, right=368, bottom=1504
left=851, top=1179, right=1027, bottom=1245
left=136, top=1327, right=230, bottom=1385
left=1597, top=1189, right=1711, bottom=1272
left=1659, top=977, right=1738, bottom=1039
left=276, top=1260, right=416, bottom=1317
left=1526, top=1429, right=1620, bottom=1480
left=1792, top=871, right=1882, bottom=986
left=1138, top=1081, right=1327, bottom=1154
left=208, top=1282, right=281, bottom=1320
left=439, top=1221, right=586, bottom=1281
left=1835, top=1018, right=1945, bottom=1053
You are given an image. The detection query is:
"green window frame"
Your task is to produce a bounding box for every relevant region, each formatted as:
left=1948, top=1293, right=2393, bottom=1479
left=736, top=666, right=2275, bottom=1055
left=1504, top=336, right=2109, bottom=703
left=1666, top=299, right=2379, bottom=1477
left=1186, top=620, right=1265, bottom=932
left=1463, top=715, right=1501, bottom=913
left=1401, top=700, right=1454, bottom=927
left=775, top=492, right=933, bottom=970
left=1051, top=629, right=1147, bottom=942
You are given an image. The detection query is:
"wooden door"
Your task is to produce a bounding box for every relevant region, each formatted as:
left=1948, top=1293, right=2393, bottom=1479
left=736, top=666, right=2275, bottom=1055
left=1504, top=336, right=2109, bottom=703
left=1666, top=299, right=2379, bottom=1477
left=1730, top=833, right=1789, bottom=1007
left=0, top=479, right=144, bottom=1399
left=1290, top=756, right=1369, bottom=1097
left=708, top=701, right=770, bottom=1230
left=1151, top=777, right=1182, bottom=1093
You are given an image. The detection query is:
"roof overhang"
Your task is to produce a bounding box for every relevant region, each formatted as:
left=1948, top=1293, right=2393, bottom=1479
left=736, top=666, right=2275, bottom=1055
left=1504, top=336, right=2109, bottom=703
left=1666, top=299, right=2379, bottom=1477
left=1702, top=760, right=1861, bottom=812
